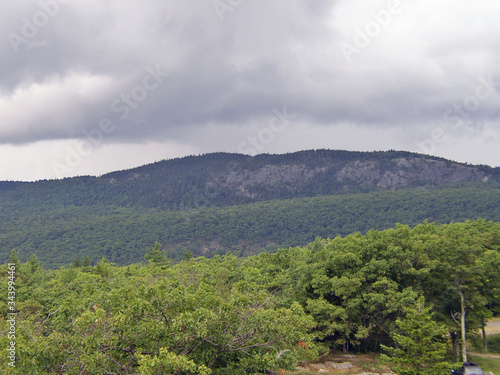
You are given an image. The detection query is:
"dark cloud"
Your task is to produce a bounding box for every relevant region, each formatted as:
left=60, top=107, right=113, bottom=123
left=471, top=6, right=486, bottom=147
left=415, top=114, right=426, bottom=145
left=0, top=0, right=499, bottom=180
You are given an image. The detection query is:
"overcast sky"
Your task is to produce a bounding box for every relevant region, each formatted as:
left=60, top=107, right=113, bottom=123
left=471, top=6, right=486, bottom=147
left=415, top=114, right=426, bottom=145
left=1, top=0, right=499, bottom=181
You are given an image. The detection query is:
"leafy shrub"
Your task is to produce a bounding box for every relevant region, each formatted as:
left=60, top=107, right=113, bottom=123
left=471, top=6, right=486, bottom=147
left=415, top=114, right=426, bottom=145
left=487, top=335, right=500, bottom=353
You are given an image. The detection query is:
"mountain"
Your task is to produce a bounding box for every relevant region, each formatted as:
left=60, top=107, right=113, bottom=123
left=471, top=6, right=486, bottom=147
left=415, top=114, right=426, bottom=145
left=1, top=149, right=499, bottom=267
left=2, top=149, right=499, bottom=209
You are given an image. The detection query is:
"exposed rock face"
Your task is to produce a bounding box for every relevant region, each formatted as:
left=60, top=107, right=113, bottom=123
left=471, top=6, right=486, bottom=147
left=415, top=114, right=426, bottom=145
left=337, top=158, right=488, bottom=190
left=22, top=149, right=496, bottom=210
left=337, top=161, right=381, bottom=185
left=214, top=164, right=326, bottom=197
left=211, top=156, right=493, bottom=199
left=325, top=361, right=354, bottom=369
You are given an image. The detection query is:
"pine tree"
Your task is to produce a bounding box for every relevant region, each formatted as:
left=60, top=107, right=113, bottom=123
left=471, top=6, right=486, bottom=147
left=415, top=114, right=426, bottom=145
left=145, top=242, right=170, bottom=269
left=72, top=257, right=82, bottom=268
left=26, top=254, right=42, bottom=274
left=9, top=249, right=21, bottom=265
left=381, top=297, right=457, bottom=375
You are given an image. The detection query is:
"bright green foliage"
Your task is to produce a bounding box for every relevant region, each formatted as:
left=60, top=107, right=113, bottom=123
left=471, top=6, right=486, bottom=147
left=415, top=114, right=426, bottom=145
left=381, top=298, right=458, bottom=375
left=0, top=219, right=498, bottom=373
left=137, top=348, right=212, bottom=375
left=419, top=220, right=500, bottom=359
left=0, top=254, right=317, bottom=374
left=253, top=219, right=499, bottom=355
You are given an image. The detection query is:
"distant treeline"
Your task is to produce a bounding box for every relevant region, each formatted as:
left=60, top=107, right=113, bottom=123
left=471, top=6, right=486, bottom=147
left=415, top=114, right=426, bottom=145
left=1, top=184, right=499, bottom=267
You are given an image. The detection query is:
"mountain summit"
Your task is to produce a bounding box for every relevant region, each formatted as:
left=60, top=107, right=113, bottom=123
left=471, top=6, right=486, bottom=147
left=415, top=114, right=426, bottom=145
left=1, top=150, right=499, bottom=267
left=2, top=150, right=498, bottom=210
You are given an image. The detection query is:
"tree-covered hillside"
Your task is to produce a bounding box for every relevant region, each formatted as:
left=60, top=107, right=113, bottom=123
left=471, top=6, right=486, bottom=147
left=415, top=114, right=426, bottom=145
left=1, top=150, right=499, bottom=267
left=1, top=220, right=498, bottom=374
left=1, top=183, right=499, bottom=267
left=1, top=150, right=499, bottom=210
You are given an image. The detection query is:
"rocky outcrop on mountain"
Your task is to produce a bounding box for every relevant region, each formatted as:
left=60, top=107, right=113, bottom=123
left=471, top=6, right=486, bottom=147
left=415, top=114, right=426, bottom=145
left=1, top=149, right=498, bottom=209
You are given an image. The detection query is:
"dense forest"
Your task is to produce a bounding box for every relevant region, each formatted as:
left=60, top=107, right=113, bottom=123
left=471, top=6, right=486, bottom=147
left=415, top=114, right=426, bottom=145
left=1, top=220, right=498, bottom=374
left=1, top=150, right=499, bottom=211
left=1, top=183, right=499, bottom=267
left=1, top=150, right=499, bottom=267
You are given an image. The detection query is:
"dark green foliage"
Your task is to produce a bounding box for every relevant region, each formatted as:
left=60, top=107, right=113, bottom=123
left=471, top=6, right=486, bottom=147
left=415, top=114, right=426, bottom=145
left=486, top=335, right=500, bottom=353
left=1, top=150, right=499, bottom=211
left=71, top=257, right=81, bottom=268
left=254, top=219, right=500, bottom=355
left=1, top=150, right=499, bottom=268
left=183, top=250, right=193, bottom=261
left=25, top=254, right=41, bottom=274
left=381, top=298, right=457, bottom=375
left=9, top=249, right=21, bottom=266
left=1, top=185, right=499, bottom=268
left=82, top=255, right=91, bottom=267
left=144, top=242, right=170, bottom=269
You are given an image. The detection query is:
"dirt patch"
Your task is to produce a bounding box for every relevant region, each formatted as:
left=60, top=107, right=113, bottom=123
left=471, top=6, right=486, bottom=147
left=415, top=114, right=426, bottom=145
left=469, top=352, right=500, bottom=359
left=486, top=319, right=500, bottom=335
left=292, top=353, right=395, bottom=374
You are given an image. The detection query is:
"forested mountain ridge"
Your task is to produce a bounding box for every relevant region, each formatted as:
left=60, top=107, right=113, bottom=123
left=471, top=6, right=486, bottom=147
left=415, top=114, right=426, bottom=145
left=1, top=149, right=499, bottom=267
left=1, top=149, right=499, bottom=210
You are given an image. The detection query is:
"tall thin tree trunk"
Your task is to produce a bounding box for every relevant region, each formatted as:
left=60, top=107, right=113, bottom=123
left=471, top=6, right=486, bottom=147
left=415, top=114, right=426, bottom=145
left=450, top=332, right=459, bottom=360
left=458, top=287, right=467, bottom=363
left=481, top=317, right=488, bottom=352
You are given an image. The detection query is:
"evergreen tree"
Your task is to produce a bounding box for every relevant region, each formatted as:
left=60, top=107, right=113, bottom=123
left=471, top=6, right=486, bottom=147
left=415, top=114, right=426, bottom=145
left=93, top=257, right=112, bottom=278
left=9, top=249, right=21, bottom=265
left=72, top=257, right=82, bottom=268
left=183, top=250, right=193, bottom=262
left=381, top=297, right=457, bottom=375
left=26, top=254, right=42, bottom=274
left=144, top=242, right=170, bottom=268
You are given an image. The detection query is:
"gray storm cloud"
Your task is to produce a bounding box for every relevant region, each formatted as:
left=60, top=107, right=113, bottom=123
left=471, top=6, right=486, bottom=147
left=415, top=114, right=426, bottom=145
left=0, top=0, right=499, bottom=179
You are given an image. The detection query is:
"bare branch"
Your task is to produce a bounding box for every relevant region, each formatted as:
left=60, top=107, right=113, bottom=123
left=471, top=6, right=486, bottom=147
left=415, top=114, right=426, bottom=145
left=227, top=340, right=274, bottom=352
left=100, top=347, right=131, bottom=374
left=22, top=327, right=38, bottom=343
left=41, top=307, right=62, bottom=327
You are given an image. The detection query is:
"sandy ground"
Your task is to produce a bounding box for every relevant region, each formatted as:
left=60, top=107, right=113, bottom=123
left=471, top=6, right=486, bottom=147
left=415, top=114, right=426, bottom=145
left=486, top=319, right=500, bottom=335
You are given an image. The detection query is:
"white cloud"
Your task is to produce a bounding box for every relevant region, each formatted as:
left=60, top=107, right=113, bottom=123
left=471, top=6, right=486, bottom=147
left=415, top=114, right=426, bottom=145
left=0, top=139, right=198, bottom=181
